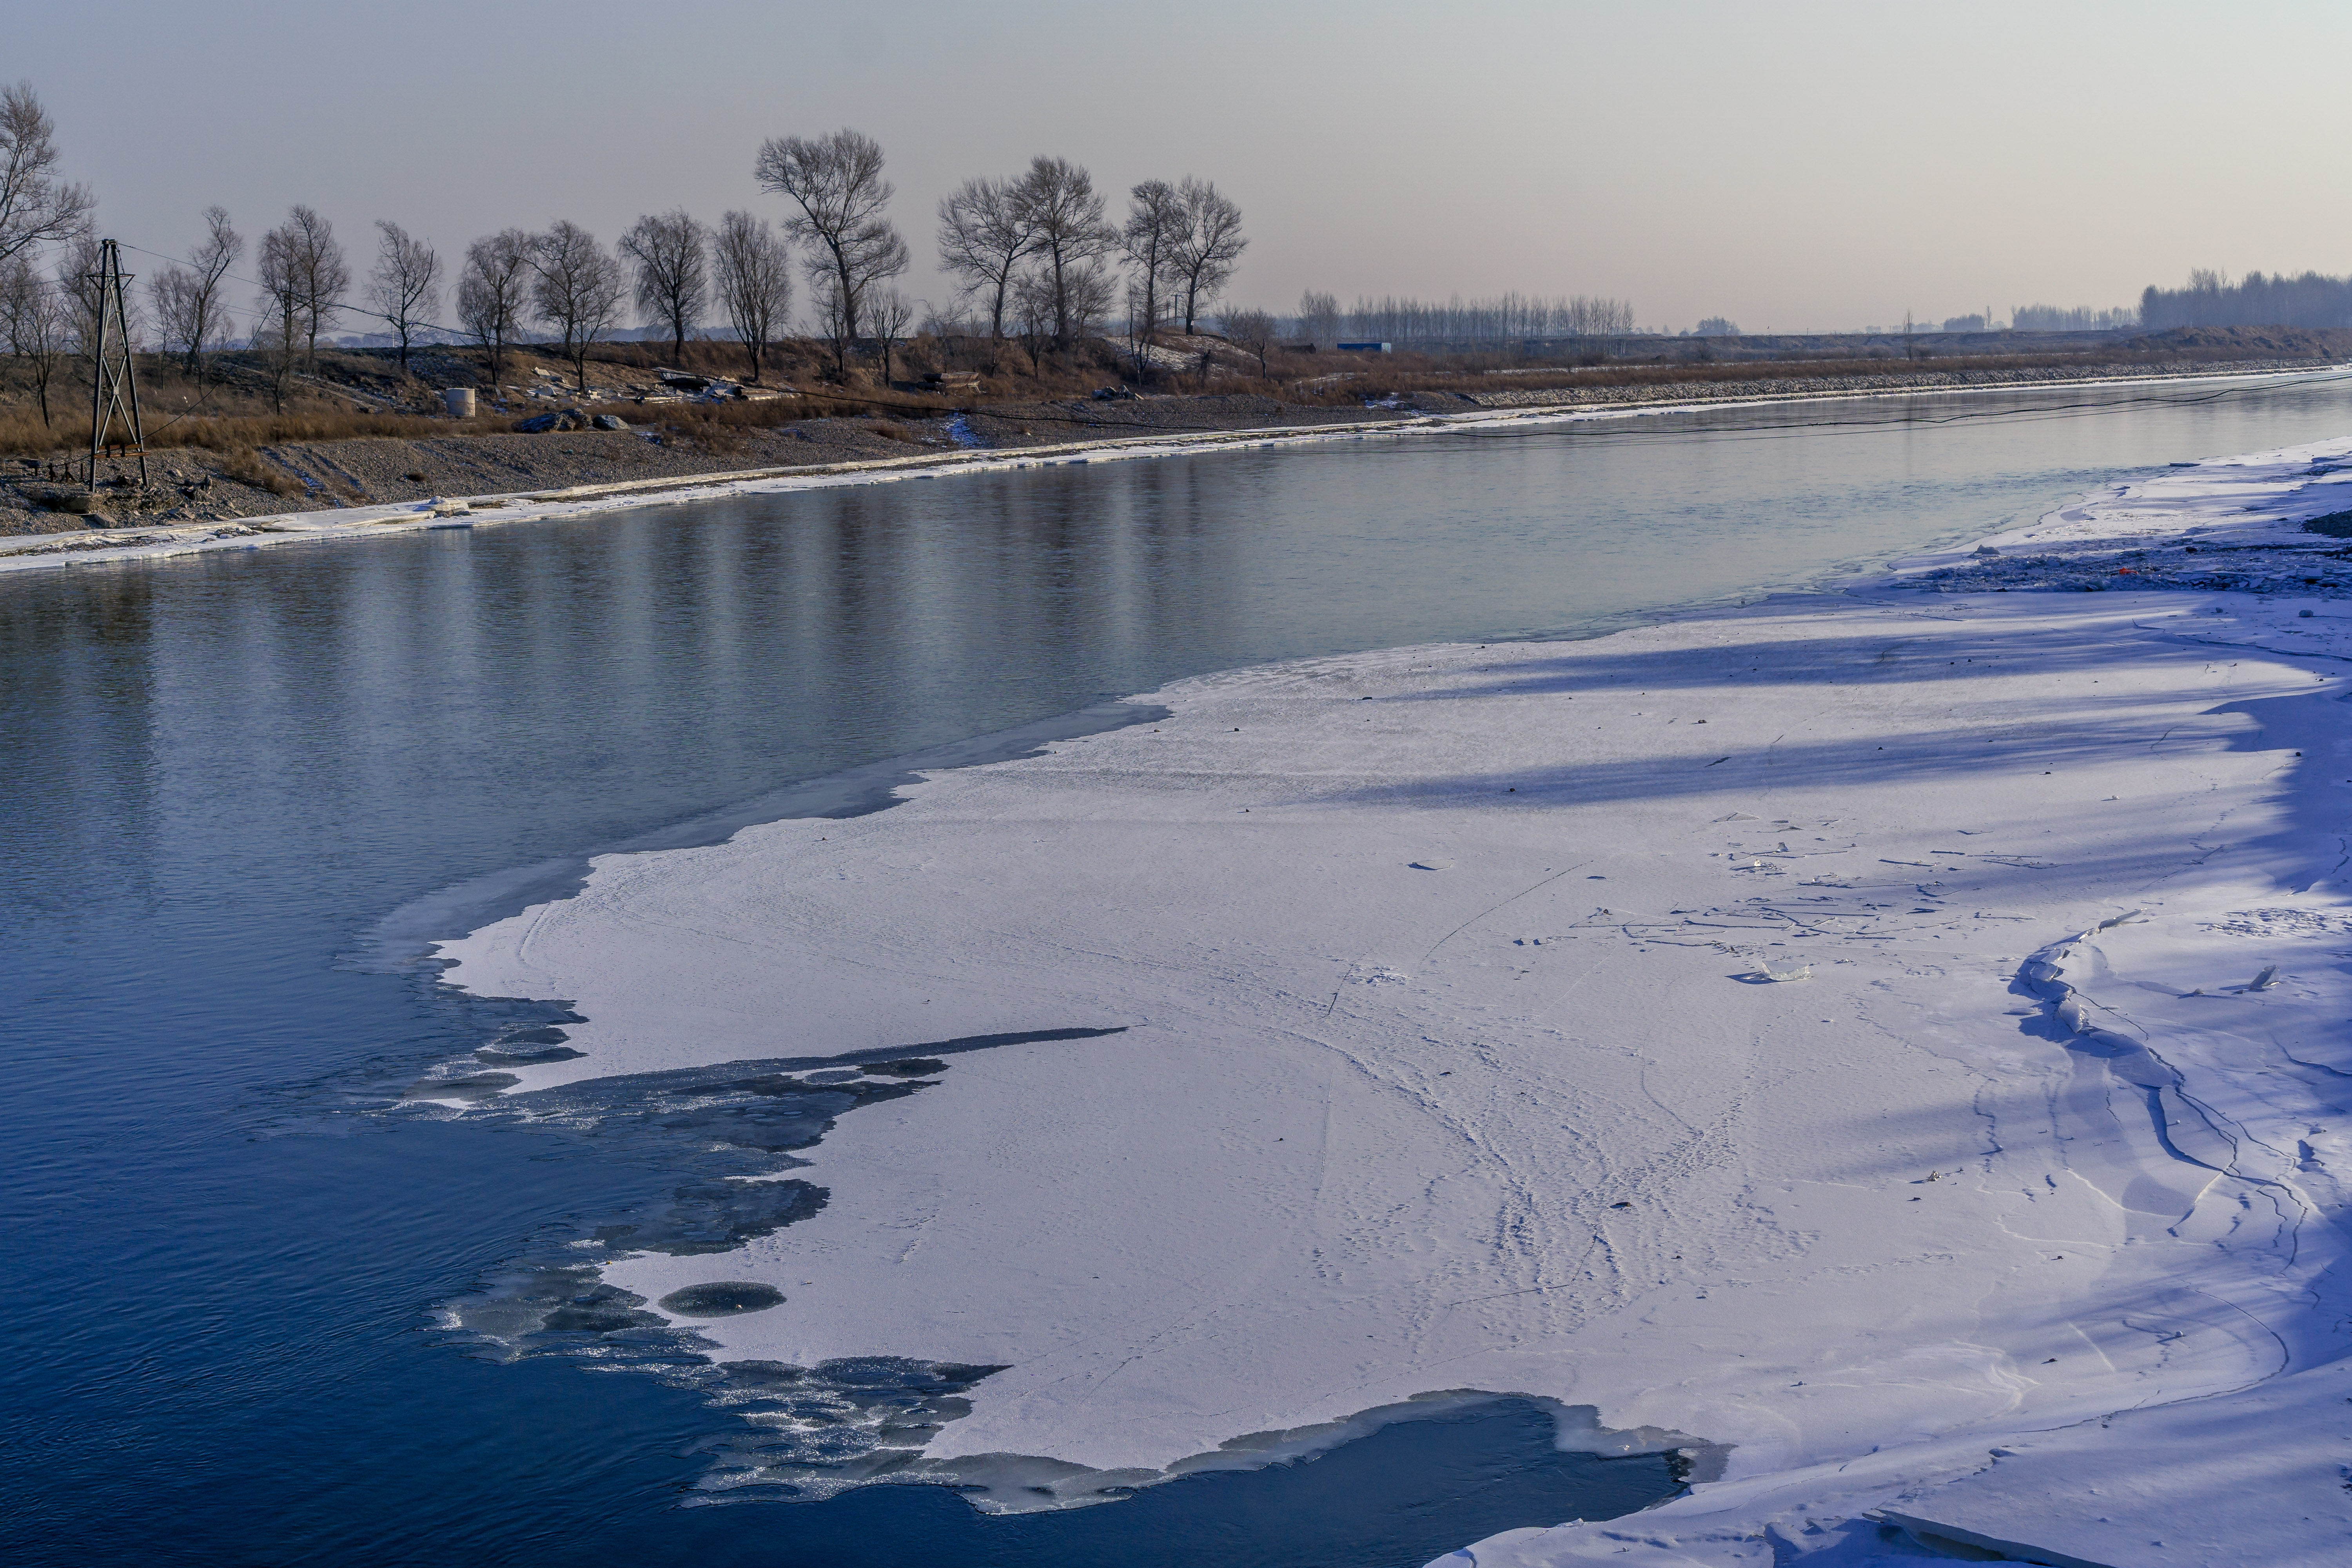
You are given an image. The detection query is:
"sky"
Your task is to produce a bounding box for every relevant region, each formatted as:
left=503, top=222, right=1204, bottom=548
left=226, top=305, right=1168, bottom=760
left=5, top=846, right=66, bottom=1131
left=17, top=0, right=2352, bottom=336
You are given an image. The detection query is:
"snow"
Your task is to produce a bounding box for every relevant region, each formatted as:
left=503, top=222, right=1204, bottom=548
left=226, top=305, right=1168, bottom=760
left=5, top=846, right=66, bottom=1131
left=431, top=441, right=2352, bottom=1562
left=0, top=419, right=1421, bottom=578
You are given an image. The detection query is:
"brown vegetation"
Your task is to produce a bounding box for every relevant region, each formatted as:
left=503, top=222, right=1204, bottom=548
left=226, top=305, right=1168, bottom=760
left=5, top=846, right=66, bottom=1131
left=2, top=324, right=2337, bottom=466
left=2, top=323, right=2342, bottom=538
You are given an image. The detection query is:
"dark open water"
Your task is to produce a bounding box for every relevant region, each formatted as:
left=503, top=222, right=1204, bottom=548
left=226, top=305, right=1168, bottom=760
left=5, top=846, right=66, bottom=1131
left=7, top=376, right=2352, bottom=1565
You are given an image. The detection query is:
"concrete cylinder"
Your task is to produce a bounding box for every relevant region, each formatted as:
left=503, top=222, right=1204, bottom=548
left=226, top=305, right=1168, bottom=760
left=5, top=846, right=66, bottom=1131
left=442, top=387, right=477, bottom=419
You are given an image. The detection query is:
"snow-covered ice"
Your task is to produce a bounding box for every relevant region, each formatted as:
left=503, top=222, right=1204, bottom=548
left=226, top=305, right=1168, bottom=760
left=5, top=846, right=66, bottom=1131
left=433, top=441, right=2352, bottom=1564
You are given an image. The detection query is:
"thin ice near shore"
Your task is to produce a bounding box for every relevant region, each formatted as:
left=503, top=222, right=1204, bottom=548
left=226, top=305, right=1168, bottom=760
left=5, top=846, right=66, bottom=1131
left=433, top=441, right=2352, bottom=1566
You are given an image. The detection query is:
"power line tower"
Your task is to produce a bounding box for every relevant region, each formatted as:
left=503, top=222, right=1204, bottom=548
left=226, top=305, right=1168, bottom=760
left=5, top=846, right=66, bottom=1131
left=83, top=238, right=147, bottom=491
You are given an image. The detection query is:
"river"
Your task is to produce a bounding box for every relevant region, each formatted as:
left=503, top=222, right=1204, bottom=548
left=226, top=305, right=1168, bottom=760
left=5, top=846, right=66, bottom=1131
left=6, top=372, right=2350, bottom=1566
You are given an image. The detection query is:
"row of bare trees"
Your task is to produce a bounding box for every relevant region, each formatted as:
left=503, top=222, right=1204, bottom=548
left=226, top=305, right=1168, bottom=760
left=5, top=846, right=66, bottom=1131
left=2, top=78, right=1241, bottom=399
left=0, top=81, right=95, bottom=424
left=450, top=210, right=798, bottom=389
left=1289, top=291, right=1641, bottom=348
left=1, top=80, right=1261, bottom=417
left=3, top=76, right=1653, bottom=425
left=935, top=153, right=1245, bottom=370
left=578, top=131, right=1252, bottom=384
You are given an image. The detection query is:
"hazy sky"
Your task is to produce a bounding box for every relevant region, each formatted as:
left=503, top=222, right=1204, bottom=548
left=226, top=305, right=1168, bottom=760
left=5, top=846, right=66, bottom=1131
left=20, top=0, right=2352, bottom=335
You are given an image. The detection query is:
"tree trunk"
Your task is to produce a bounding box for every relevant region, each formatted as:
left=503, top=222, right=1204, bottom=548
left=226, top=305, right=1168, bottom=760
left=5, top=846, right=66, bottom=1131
left=987, top=273, right=1009, bottom=373
left=275, top=300, right=296, bottom=414
left=833, top=252, right=856, bottom=380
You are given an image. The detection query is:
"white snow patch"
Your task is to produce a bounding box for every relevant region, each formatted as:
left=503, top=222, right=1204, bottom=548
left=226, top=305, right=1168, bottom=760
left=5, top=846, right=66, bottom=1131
left=428, top=437, right=2352, bottom=1561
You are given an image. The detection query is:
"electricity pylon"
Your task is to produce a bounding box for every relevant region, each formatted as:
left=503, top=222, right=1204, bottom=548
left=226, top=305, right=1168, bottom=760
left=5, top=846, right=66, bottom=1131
left=83, top=238, right=147, bottom=490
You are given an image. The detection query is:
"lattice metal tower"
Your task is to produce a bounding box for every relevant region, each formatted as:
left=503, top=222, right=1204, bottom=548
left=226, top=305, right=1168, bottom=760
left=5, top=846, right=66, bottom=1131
left=84, top=238, right=147, bottom=490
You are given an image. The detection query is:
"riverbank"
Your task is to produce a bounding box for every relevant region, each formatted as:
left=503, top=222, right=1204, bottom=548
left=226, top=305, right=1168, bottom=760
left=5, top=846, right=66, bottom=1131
left=0, top=410, right=1437, bottom=575
left=3, top=354, right=2341, bottom=542
left=424, top=439, right=2352, bottom=1564
left=7, top=361, right=2347, bottom=579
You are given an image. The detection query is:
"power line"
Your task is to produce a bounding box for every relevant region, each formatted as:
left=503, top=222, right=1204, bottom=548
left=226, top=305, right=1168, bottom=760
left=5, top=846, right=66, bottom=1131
left=114, top=238, right=477, bottom=342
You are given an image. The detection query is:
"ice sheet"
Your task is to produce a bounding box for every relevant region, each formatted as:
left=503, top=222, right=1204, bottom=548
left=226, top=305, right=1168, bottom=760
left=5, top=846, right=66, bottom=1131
left=432, top=441, right=2352, bottom=1559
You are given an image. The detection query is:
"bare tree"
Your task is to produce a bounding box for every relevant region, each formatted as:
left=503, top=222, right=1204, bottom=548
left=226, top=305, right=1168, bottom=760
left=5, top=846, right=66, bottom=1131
left=753, top=129, right=907, bottom=377
left=1011, top=266, right=1055, bottom=373
left=458, top=228, right=533, bottom=386
left=1169, top=179, right=1245, bottom=334
left=711, top=210, right=792, bottom=385
left=54, top=232, right=97, bottom=347
left=367, top=220, right=441, bottom=376
left=1013, top=156, right=1114, bottom=347
left=620, top=209, right=708, bottom=363
left=529, top=220, right=626, bottom=393
left=0, top=83, right=90, bottom=269
left=149, top=264, right=201, bottom=369
left=255, top=220, right=304, bottom=412
left=809, top=274, right=853, bottom=370
left=1120, top=178, right=1185, bottom=374
left=1061, top=259, right=1116, bottom=345
left=264, top=204, right=349, bottom=368
left=1219, top=307, right=1277, bottom=380
left=185, top=207, right=240, bottom=380
left=935, top=176, right=1033, bottom=359
left=1, top=255, right=65, bottom=423
left=149, top=208, right=241, bottom=381
left=1297, top=289, right=1340, bottom=347
left=868, top=285, right=915, bottom=384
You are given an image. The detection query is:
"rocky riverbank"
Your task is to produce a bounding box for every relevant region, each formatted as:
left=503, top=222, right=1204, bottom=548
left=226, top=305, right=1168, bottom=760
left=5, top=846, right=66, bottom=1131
left=2, top=354, right=2339, bottom=539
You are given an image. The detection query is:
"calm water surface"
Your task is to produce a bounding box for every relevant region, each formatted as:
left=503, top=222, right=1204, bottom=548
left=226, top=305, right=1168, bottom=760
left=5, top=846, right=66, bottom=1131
left=7, top=375, right=2352, bottom=1564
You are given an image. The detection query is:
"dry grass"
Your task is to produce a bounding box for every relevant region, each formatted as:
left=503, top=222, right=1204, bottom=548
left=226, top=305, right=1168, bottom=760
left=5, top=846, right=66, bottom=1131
left=217, top=447, right=304, bottom=496
left=0, top=401, right=478, bottom=460
left=3, top=324, right=2340, bottom=474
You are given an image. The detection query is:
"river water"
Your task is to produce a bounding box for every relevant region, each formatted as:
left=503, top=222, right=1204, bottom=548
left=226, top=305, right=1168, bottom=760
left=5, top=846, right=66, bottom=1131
left=7, top=374, right=2352, bottom=1565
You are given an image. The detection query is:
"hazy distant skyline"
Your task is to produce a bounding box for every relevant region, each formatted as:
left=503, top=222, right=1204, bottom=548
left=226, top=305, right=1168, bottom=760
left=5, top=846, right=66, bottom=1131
left=19, top=0, right=2352, bottom=337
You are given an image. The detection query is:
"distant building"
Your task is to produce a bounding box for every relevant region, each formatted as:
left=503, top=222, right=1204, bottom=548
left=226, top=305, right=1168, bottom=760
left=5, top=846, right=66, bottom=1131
left=1336, top=341, right=1391, bottom=354
left=1942, top=314, right=1988, bottom=332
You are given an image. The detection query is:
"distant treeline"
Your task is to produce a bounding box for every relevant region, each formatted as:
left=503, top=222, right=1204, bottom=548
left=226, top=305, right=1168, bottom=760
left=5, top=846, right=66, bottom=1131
left=2011, top=303, right=2136, bottom=332
left=1292, top=291, right=1639, bottom=346
left=2139, top=269, right=2352, bottom=331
